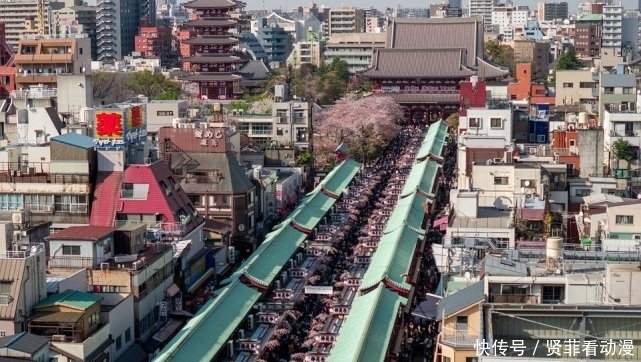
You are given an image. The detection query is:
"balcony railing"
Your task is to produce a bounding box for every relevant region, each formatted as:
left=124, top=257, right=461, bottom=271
left=490, top=294, right=539, bottom=304
left=441, top=332, right=478, bottom=347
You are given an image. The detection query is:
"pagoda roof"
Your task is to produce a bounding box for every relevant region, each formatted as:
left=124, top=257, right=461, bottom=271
left=184, top=73, right=242, bottom=82
left=183, top=0, right=244, bottom=9
left=185, top=18, right=237, bottom=27
left=182, top=55, right=241, bottom=63
left=362, top=48, right=475, bottom=79
left=182, top=36, right=239, bottom=45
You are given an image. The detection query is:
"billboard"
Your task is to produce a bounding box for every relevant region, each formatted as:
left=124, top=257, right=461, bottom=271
left=93, top=105, right=147, bottom=149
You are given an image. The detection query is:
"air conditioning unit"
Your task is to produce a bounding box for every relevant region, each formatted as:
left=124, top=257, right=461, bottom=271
left=238, top=329, right=244, bottom=339
left=12, top=231, right=21, bottom=242
left=51, top=335, right=66, bottom=342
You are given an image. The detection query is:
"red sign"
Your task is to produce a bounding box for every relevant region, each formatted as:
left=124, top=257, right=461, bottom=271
left=128, top=105, right=144, bottom=129
left=95, top=111, right=123, bottom=139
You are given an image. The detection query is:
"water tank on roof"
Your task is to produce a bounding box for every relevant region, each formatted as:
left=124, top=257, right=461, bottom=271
left=546, top=237, right=563, bottom=259
left=578, top=112, right=588, bottom=125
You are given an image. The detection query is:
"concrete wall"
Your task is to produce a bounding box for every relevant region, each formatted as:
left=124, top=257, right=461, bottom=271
left=57, top=74, right=93, bottom=114
left=578, top=128, right=604, bottom=177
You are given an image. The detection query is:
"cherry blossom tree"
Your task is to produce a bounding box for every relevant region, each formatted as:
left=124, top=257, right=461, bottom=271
left=313, top=95, right=403, bottom=170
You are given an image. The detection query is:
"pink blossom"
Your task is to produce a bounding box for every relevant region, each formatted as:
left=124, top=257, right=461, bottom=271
left=308, top=275, right=320, bottom=285
left=291, top=353, right=306, bottom=361
left=264, top=339, right=280, bottom=351
left=313, top=95, right=403, bottom=169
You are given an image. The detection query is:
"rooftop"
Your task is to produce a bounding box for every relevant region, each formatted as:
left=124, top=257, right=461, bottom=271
left=450, top=207, right=511, bottom=229
left=0, top=333, right=48, bottom=355
left=51, top=133, right=95, bottom=150
left=46, top=226, right=115, bottom=241
left=34, top=290, right=102, bottom=311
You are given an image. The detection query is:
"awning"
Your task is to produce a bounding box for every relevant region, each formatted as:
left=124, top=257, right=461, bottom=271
left=166, top=284, right=180, bottom=298
left=153, top=318, right=185, bottom=343
left=411, top=294, right=442, bottom=321
left=187, top=268, right=214, bottom=294
left=433, top=216, right=449, bottom=231
left=517, top=208, right=545, bottom=220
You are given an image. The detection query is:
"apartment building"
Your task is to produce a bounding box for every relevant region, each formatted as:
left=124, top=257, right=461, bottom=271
left=433, top=247, right=641, bottom=361
left=96, top=0, right=156, bottom=63
left=134, top=26, right=172, bottom=66
left=491, top=5, right=528, bottom=41
left=554, top=68, right=598, bottom=108
left=286, top=40, right=323, bottom=69
left=0, top=0, right=65, bottom=51
left=324, top=32, right=385, bottom=73
left=13, top=35, right=91, bottom=89
left=327, top=7, right=365, bottom=37
left=469, top=0, right=498, bottom=31
left=537, top=1, right=569, bottom=21
left=46, top=226, right=177, bottom=341
left=575, top=14, right=602, bottom=58
left=53, top=2, right=98, bottom=59
left=0, top=239, right=47, bottom=336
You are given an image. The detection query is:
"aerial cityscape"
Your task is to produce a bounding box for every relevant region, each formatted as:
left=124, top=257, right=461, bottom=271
left=0, top=0, right=639, bottom=361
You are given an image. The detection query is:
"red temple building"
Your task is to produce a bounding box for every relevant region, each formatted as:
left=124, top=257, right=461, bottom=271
left=361, top=17, right=509, bottom=124
left=178, top=0, right=244, bottom=100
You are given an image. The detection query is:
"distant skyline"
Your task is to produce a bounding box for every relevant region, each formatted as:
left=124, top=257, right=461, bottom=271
left=247, top=0, right=641, bottom=12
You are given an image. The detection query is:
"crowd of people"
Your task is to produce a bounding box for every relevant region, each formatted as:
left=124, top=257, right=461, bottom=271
left=254, top=124, right=456, bottom=362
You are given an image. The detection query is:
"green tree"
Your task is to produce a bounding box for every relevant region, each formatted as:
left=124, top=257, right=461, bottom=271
left=555, top=46, right=583, bottom=71
left=484, top=40, right=515, bottom=75
left=612, top=138, right=634, bottom=162
left=125, top=70, right=181, bottom=100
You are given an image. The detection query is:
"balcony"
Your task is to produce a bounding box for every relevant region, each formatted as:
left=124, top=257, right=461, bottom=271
left=48, top=323, right=111, bottom=361
left=490, top=294, right=539, bottom=304
left=441, top=331, right=478, bottom=347
left=16, top=75, right=56, bottom=85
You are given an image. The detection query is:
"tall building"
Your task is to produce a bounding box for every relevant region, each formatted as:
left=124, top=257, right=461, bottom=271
left=575, top=14, right=603, bottom=58
left=328, top=7, right=365, bottom=37
left=513, top=39, right=551, bottom=80
left=178, top=0, right=244, bottom=100
left=53, top=3, right=98, bottom=59
left=491, top=5, right=529, bottom=41
left=134, top=26, right=173, bottom=66
left=469, top=0, right=498, bottom=31
left=0, top=0, right=65, bottom=50
left=537, top=2, right=569, bottom=21
left=96, top=0, right=156, bottom=63
left=602, top=3, right=623, bottom=55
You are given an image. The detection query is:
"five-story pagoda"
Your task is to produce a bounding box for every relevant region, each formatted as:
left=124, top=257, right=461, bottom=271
left=179, top=0, right=245, bottom=100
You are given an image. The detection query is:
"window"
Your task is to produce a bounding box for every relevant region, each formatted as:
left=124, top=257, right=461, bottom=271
left=468, top=118, right=481, bottom=128
left=490, top=117, right=502, bottom=128
left=62, top=245, right=81, bottom=255
left=120, top=183, right=149, bottom=199
left=567, top=164, right=575, bottom=176
left=0, top=281, right=11, bottom=294
left=89, top=311, right=99, bottom=326
left=115, top=335, right=122, bottom=350
left=0, top=194, right=23, bottom=211
left=442, top=358, right=451, bottom=362
left=125, top=328, right=131, bottom=343
left=494, top=177, right=509, bottom=185
left=575, top=189, right=590, bottom=197
left=55, top=195, right=88, bottom=213
left=466, top=358, right=479, bottom=362
left=188, top=195, right=201, bottom=206
left=579, top=82, right=595, bottom=88
left=24, top=194, right=53, bottom=212
left=562, top=82, right=573, bottom=88
left=569, top=139, right=576, bottom=147
left=623, top=87, right=634, bottom=94
left=537, top=135, right=546, bottom=143
left=528, top=222, right=541, bottom=230
left=542, top=286, right=564, bottom=303
left=276, top=127, right=283, bottom=136
left=157, top=110, right=174, bottom=116
left=615, top=215, right=634, bottom=224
